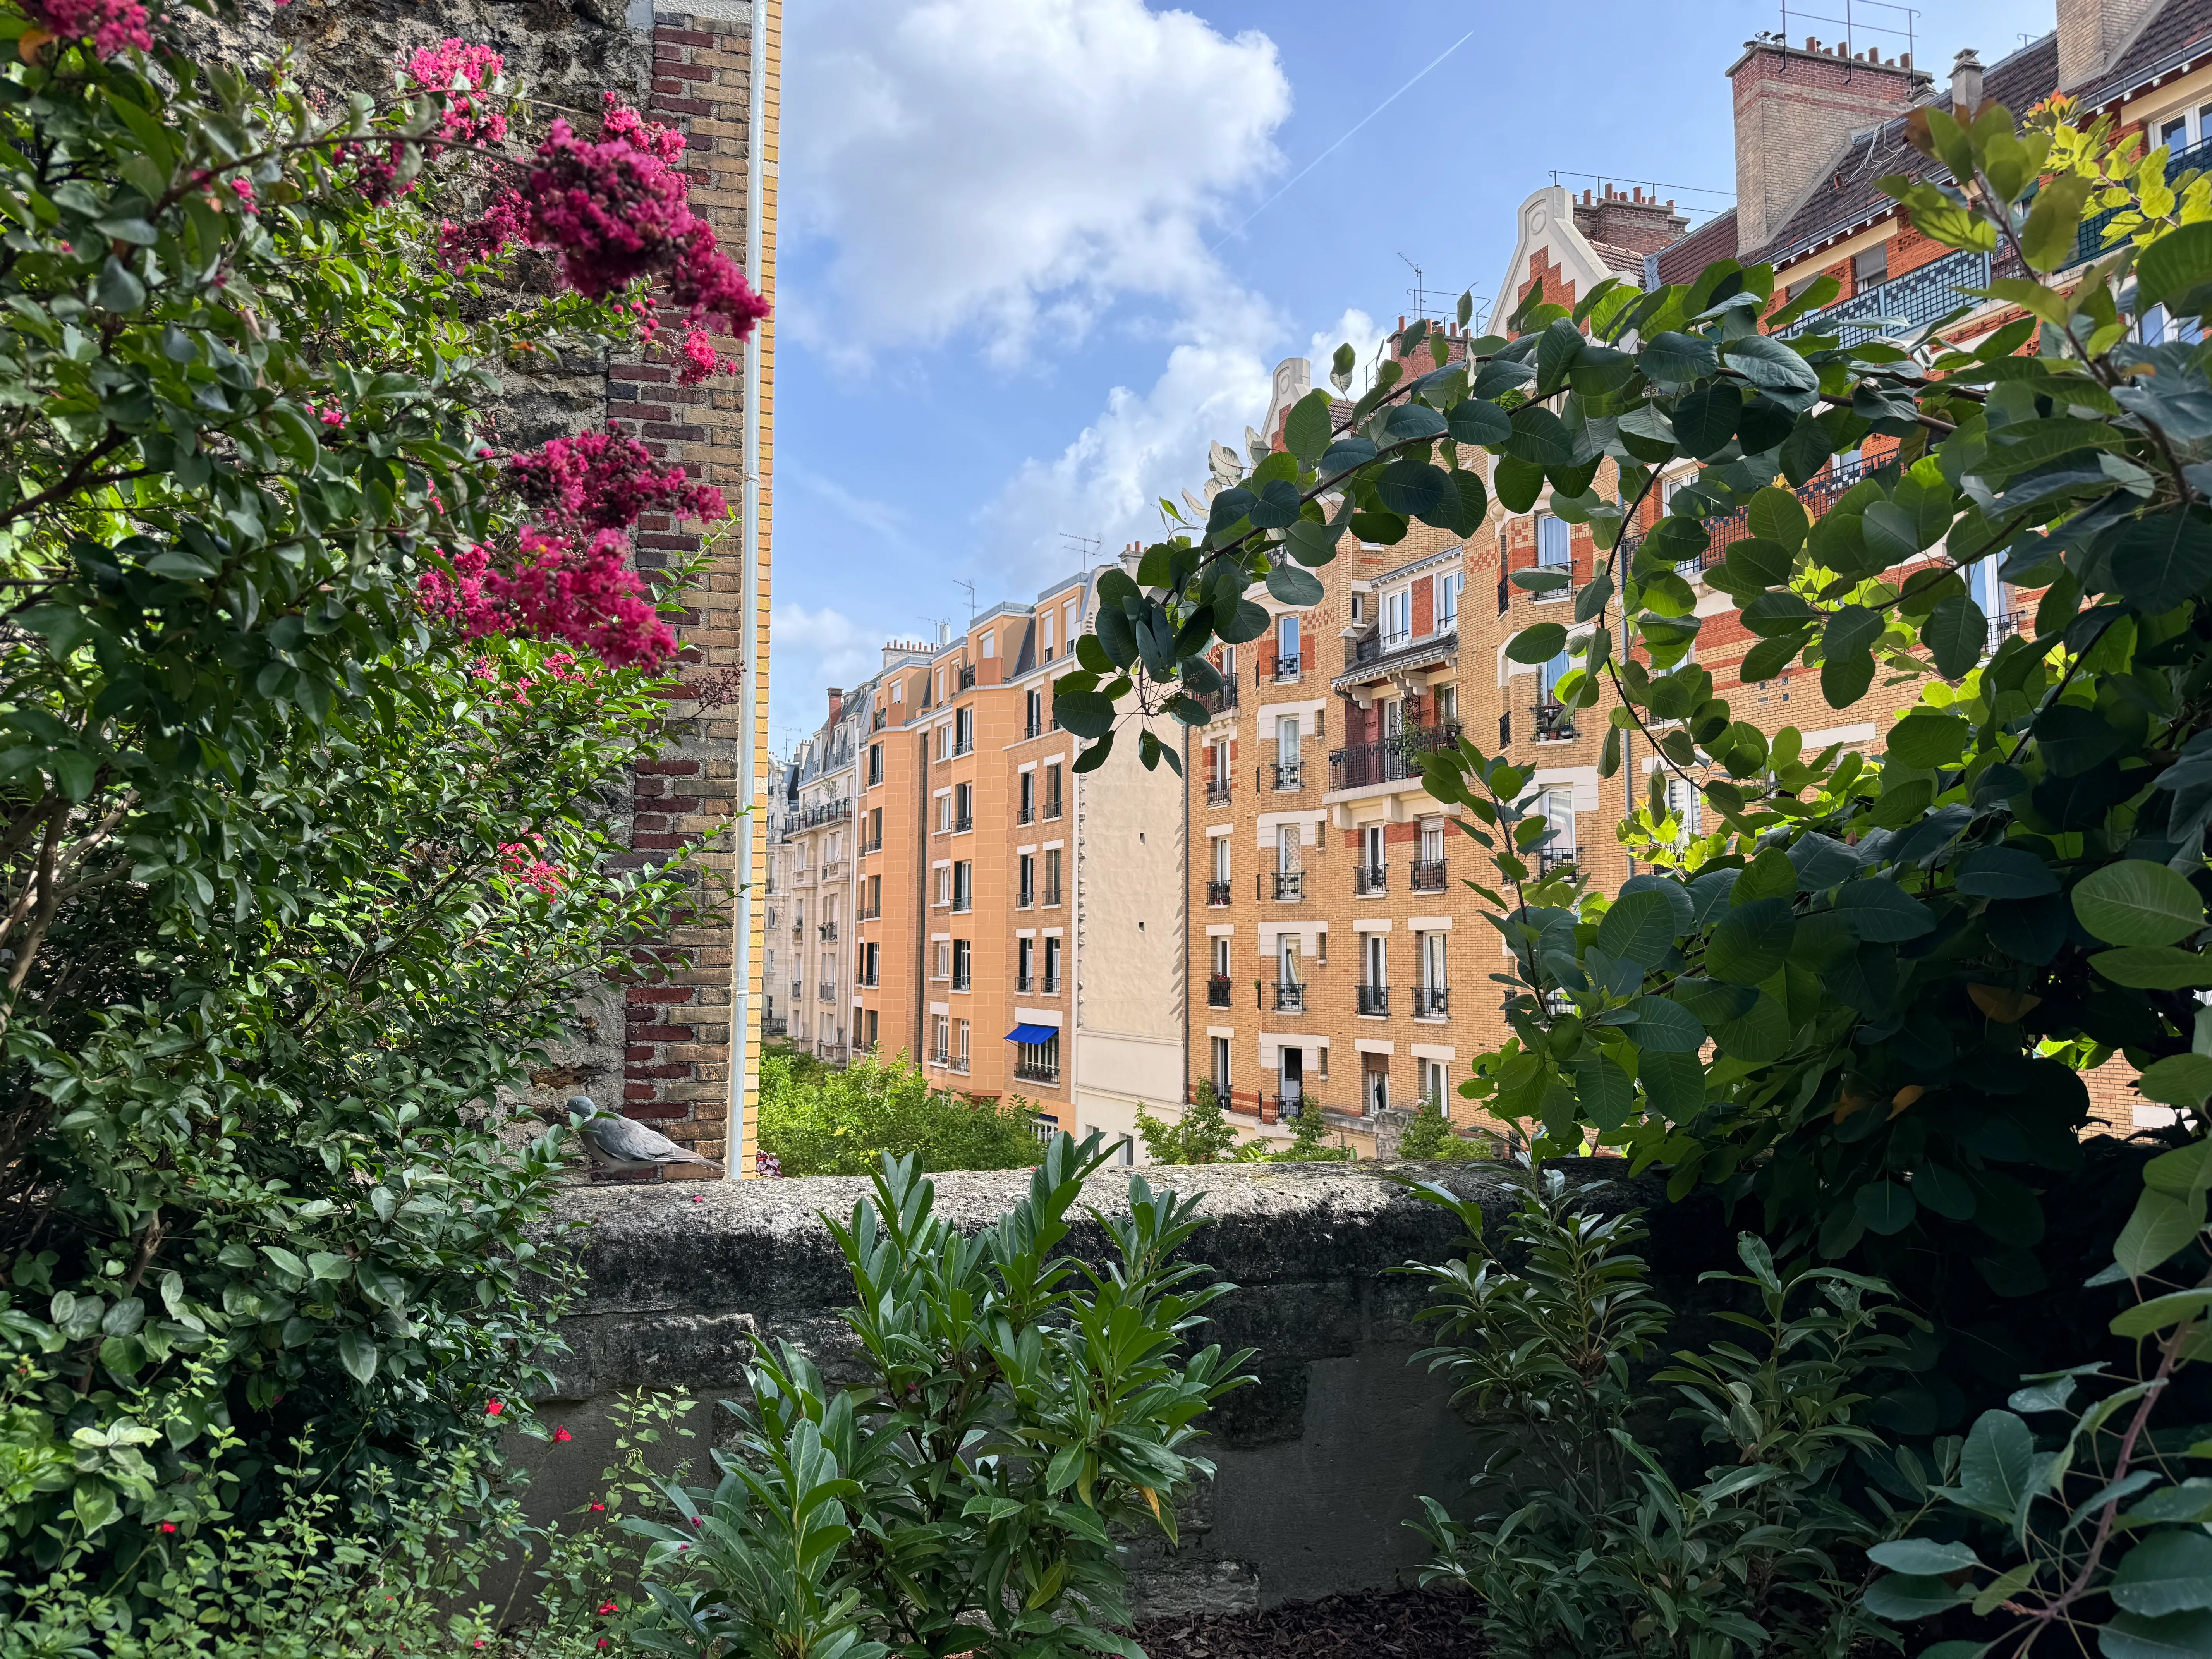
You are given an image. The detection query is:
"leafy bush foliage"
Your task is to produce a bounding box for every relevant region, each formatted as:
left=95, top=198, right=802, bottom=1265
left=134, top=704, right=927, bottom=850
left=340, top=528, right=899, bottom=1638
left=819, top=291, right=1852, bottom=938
left=1404, top=1166, right=1915, bottom=1658
left=1134, top=1080, right=1238, bottom=1165
left=1396, top=1103, right=1491, bottom=1161
left=756, top=1049, right=1043, bottom=1176
left=0, top=2, right=748, bottom=1617
left=627, top=1135, right=1254, bottom=1658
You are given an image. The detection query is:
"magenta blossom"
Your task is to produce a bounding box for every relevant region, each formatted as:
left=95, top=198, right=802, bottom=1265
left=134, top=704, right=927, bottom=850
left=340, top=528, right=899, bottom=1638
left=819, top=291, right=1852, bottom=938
left=25, top=0, right=151, bottom=56
left=506, top=428, right=726, bottom=534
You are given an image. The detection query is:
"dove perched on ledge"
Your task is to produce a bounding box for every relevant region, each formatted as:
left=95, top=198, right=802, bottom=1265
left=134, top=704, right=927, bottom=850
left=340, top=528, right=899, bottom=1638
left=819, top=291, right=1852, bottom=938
left=537, top=1095, right=720, bottom=1175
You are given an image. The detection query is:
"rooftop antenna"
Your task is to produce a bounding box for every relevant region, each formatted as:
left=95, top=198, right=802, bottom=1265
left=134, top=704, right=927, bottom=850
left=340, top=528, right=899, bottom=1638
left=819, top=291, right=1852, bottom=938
left=953, top=579, right=977, bottom=625
left=1775, top=0, right=1920, bottom=64
left=1398, top=252, right=1428, bottom=324
left=1060, top=531, right=1102, bottom=570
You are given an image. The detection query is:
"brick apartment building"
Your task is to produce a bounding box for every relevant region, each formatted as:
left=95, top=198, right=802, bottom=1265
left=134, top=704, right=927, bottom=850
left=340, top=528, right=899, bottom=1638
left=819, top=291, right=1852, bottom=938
left=773, top=578, right=1184, bottom=1152
left=1171, top=0, right=2212, bottom=1152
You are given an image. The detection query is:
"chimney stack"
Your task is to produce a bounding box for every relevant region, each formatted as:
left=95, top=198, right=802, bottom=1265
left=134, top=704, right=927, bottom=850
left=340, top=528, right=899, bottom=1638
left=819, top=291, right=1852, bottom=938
left=1951, top=47, right=1985, bottom=117
left=826, top=687, right=844, bottom=724
left=2059, top=0, right=2160, bottom=89
left=1572, top=185, right=1692, bottom=256
left=1727, top=37, right=1932, bottom=255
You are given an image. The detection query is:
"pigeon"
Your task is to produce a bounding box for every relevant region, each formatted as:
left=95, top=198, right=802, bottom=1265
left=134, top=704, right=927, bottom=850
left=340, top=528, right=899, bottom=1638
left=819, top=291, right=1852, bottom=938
left=536, top=1095, right=720, bottom=1174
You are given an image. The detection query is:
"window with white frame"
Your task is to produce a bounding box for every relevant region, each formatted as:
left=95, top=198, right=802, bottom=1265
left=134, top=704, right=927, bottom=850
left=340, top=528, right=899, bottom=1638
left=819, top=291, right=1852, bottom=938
left=1211, top=1036, right=1231, bottom=1093
left=933, top=1013, right=950, bottom=1061
left=1277, top=824, right=1302, bottom=874
left=1418, top=1057, right=1449, bottom=1108
left=1539, top=787, right=1577, bottom=859
left=1041, top=611, right=1056, bottom=661
left=1212, top=837, right=1231, bottom=882
left=1211, top=936, right=1230, bottom=978
left=1537, top=514, right=1571, bottom=568
left=981, top=630, right=994, bottom=659
left=933, top=940, right=950, bottom=979
left=934, top=867, right=951, bottom=906
left=1422, top=929, right=1447, bottom=990
left=1435, top=570, right=1463, bottom=630
left=1278, top=614, right=1300, bottom=668
left=1664, top=774, right=1702, bottom=845
left=1364, top=933, right=1387, bottom=988
left=1279, top=935, right=1301, bottom=987
left=1382, top=587, right=1412, bottom=646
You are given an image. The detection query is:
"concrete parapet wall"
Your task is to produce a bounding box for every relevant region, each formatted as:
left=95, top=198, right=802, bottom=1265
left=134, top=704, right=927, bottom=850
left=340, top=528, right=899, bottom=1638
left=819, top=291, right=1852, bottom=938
left=530, top=1159, right=1729, bottom=1614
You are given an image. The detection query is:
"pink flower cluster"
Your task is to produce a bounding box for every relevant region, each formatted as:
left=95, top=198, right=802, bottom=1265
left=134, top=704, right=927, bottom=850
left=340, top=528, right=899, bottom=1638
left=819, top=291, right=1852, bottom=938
left=499, top=838, right=564, bottom=895
left=407, top=40, right=507, bottom=153
left=417, top=532, right=674, bottom=670
left=26, top=0, right=151, bottom=56
left=437, top=94, right=768, bottom=383
left=506, top=429, right=726, bottom=533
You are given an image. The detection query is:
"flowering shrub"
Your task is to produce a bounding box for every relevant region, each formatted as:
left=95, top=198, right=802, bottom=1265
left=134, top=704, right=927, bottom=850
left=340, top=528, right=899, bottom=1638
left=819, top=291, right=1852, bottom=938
left=0, top=1, right=750, bottom=1634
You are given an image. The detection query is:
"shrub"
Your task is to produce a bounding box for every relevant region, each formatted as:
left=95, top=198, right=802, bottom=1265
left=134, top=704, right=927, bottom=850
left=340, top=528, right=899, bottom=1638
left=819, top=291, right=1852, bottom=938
left=625, top=1135, right=1254, bottom=1657
left=1135, top=1079, right=1239, bottom=1165
left=1395, top=1102, right=1489, bottom=1161
left=1403, top=1164, right=1914, bottom=1659
left=756, top=1049, right=1042, bottom=1175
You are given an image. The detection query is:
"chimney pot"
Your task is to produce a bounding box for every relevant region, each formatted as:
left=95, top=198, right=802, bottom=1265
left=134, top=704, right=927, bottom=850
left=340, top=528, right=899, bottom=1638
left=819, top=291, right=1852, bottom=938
left=1734, top=31, right=1929, bottom=252
left=1900, top=51, right=1911, bottom=68
left=1951, top=46, right=1984, bottom=115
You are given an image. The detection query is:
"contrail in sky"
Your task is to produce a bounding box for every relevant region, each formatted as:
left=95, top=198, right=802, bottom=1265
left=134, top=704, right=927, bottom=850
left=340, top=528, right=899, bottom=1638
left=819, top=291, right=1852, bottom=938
left=1211, top=28, right=1479, bottom=249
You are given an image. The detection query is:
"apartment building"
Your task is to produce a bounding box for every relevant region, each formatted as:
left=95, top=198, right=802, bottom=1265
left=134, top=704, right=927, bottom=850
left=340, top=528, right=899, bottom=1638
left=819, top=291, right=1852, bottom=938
left=761, top=762, right=792, bottom=1044
left=1171, top=2, right=2209, bottom=1151
left=784, top=579, right=1180, bottom=1147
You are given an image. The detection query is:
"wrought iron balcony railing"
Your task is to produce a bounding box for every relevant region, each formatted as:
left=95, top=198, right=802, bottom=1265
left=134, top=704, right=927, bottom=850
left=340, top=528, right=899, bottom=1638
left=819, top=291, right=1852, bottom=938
left=1411, top=858, right=1447, bottom=891
left=1017, top=973, right=1034, bottom=993
left=855, top=972, right=879, bottom=988
left=1206, top=780, right=1232, bottom=808
left=1781, top=245, right=1996, bottom=348
left=1266, top=871, right=1304, bottom=901
left=1042, top=884, right=1061, bottom=907
left=958, top=664, right=977, bottom=691
left=1271, top=761, right=1303, bottom=791
left=1357, top=985, right=1389, bottom=1017
left=1271, top=654, right=1302, bottom=682
left=951, top=970, right=970, bottom=991
left=1328, top=722, right=1461, bottom=792
left=1354, top=863, right=1386, bottom=896
left=1196, top=680, right=1239, bottom=718
left=1018, top=885, right=1034, bottom=909
left=1274, top=981, right=1304, bottom=1012
left=818, top=981, right=836, bottom=1001
left=1206, top=880, right=1231, bottom=907
left=1532, top=701, right=1577, bottom=742
left=1207, top=974, right=1233, bottom=1008
left=1414, top=986, right=1449, bottom=1019
left=1013, top=1058, right=1060, bottom=1084
left=1042, top=973, right=1061, bottom=994
left=952, top=814, right=972, bottom=833
left=1018, top=804, right=1034, bottom=824
left=819, top=922, right=837, bottom=941
left=1534, top=846, right=1578, bottom=878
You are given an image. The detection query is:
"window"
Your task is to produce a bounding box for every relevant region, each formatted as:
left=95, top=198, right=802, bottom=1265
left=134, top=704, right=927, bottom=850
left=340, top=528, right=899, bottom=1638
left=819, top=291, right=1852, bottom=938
left=1211, top=936, right=1230, bottom=977
left=892, top=680, right=903, bottom=704
left=1418, top=1058, right=1448, bottom=1109
left=1434, top=684, right=1457, bottom=725
left=867, top=873, right=881, bottom=914
left=1064, top=600, right=1077, bottom=642
left=1537, top=515, right=1571, bottom=569
left=1539, top=787, right=1577, bottom=860
left=1212, top=837, right=1231, bottom=882
left=1208, top=742, right=1231, bottom=792
left=1020, top=771, right=1035, bottom=819
left=1422, top=930, right=1447, bottom=990
left=1044, top=848, right=1062, bottom=903
left=1382, top=587, right=1411, bottom=645
left=1363, top=1053, right=1389, bottom=1114
left=1362, top=823, right=1384, bottom=871
left=1046, top=765, right=1063, bottom=818
left=1365, top=933, right=1387, bottom=987
left=867, top=744, right=882, bottom=786
left=1435, top=570, right=1463, bottom=630
left=953, top=861, right=972, bottom=911
left=981, top=630, right=994, bottom=659
left=933, top=940, right=951, bottom=979
left=936, top=668, right=945, bottom=703
left=936, top=723, right=949, bottom=761
left=933, top=1013, right=950, bottom=1062
left=951, top=939, right=970, bottom=990
left=867, top=806, right=882, bottom=849
left=1664, top=775, right=1702, bottom=845
left=1540, top=648, right=1572, bottom=706
left=1277, top=713, right=1300, bottom=752
left=1018, top=936, right=1035, bottom=988
left=957, top=1020, right=970, bottom=1069
left=1025, top=687, right=1041, bottom=734
left=1211, top=1036, right=1231, bottom=1094
left=865, top=1010, right=879, bottom=1049
left=1277, top=614, right=1300, bottom=665
left=1044, top=934, right=1061, bottom=991
left=954, top=781, right=972, bottom=828
left=1016, top=1032, right=1059, bottom=1082
left=954, top=707, right=973, bottom=753
left=1350, top=594, right=1365, bottom=623
left=1853, top=243, right=1888, bottom=290
left=934, top=866, right=951, bottom=907
left=2162, top=113, right=2189, bottom=152
left=1421, top=820, right=1444, bottom=862
left=1968, top=555, right=2006, bottom=624
left=1018, top=853, right=1036, bottom=905
left=1277, top=824, right=1301, bottom=874
left=1041, top=611, right=1056, bottom=661
left=937, top=793, right=952, bottom=833
left=1279, top=935, right=1300, bottom=986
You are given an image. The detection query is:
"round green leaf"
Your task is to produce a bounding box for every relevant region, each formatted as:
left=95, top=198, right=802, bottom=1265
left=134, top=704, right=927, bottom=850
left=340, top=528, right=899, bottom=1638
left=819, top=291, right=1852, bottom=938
left=1595, top=888, right=1679, bottom=969
left=1505, top=622, right=1568, bottom=665
left=2092, top=947, right=2212, bottom=989
left=1856, top=1180, right=1918, bottom=1236
left=338, top=1328, right=380, bottom=1386
left=1959, top=1409, right=2035, bottom=1521
left=2112, top=1533, right=2212, bottom=1615
left=2101, top=1609, right=2212, bottom=1659
left=1623, top=995, right=1705, bottom=1053
left=2072, top=860, right=2208, bottom=946
left=1265, top=563, right=1324, bottom=607
left=2138, top=1053, right=2212, bottom=1108
left=1888, top=713, right=1971, bottom=768
left=1833, top=878, right=1936, bottom=943
left=1707, top=897, right=1797, bottom=986
left=1954, top=845, right=2060, bottom=899
left=1914, top=1165, right=1978, bottom=1221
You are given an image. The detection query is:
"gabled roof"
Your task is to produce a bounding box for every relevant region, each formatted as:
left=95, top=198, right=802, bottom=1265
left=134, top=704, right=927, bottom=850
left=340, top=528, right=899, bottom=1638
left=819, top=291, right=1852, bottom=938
left=1652, top=209, right=1741, bottom=287
left=2076, top=0, right=2212, bottom=109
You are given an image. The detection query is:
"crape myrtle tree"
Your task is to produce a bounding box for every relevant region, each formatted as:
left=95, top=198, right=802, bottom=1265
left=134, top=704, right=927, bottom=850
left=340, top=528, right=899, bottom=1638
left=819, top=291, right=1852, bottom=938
left=0, top=0, right=764, bottom=1609
left=1067, top=95, right=2212, bottom=1650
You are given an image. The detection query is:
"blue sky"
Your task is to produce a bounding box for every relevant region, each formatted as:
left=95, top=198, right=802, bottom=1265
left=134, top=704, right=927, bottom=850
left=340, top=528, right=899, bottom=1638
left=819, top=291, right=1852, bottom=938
left=769, top=0, right=2053, bottom=750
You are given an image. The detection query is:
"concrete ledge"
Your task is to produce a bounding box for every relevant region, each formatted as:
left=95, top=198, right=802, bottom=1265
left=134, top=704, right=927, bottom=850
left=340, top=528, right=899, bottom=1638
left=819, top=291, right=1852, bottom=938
left=529, top=1159, right=1722, bottom=1613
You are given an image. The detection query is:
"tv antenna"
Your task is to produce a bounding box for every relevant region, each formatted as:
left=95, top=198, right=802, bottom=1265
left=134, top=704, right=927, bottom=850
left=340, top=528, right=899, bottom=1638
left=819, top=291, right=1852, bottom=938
left=1060, top=531, right=1102, bottom=569
left=953, top=579, right=977, bottom=625
left=1398, top=252, right=1429, bottom=323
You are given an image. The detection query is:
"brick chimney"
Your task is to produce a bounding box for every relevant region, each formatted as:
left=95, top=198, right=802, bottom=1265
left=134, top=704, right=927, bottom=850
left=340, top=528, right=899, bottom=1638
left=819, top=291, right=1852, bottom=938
left=826, top=687, right=843, bottom=725
left=1728, top=36, right=1932, bottom=255
left=2058, top=0, right=2161, bottom=89
left=1571, top=184, right=1692, bottom=256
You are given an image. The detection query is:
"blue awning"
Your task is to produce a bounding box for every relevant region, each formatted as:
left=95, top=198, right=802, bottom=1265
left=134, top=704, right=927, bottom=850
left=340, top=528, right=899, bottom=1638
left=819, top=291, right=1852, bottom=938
left=1006, top=1023, right=1059, bottom=1045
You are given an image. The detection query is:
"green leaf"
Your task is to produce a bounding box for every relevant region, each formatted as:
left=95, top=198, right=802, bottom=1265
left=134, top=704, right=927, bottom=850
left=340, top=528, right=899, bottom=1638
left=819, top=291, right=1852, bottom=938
left=1959, top=1408, right=2034, bottom=1522
left=1672, top=383, right=1743, bottom=459
left=2100, top=1609, right=2212, bottom=1659
left=338, top=1329, right=379, bottom=1385
left=1051, top=689, right=1116, bottom=740
left=1856, top=1180, right=1918, bottom=1235
left=1505, top=405, right=1574, bottom=466
left=261, top=1246, right=307, bottom=1280
left=1444, top=399, right=1510, bottom=447
left=1723, top=333, right=1820, bottom=396
left=1492, top=455, right=1546, bottom=514
left=1506, top=623, right=1568, bottom=665
left=1282, top=390, right=1334, bottom=463
left=1862, top=1574, right=1970, bottom=1621
left=1623, top=995, right=1706, bottom=1053
left=2138, top=1053, right=2212, bottom=1107
left=1746, top=487, right=1810, bottom=551
left=1834, top=879, right=1936, bottom=942
left=2112, top=508, right=2212, bottom=613
left=2075, top=860, right=2209, bottom=946
left=95, top=256, right=146, bottom=314
left=1708, top=897, right=1797, bottom=986
left=2020, top=174, right=2096, bottom=271
left=1867, top=1539, right=1983, bottom=1576
left=1640, top=331, right=1717, bottom=384
left=1889, top=713, right=1972, bottom=768
left=1572, top=1051, right=1635, bottom=1132
left=2114, top=1185, right=2209, bottom=1279
left=1266, top=564, right=1324, bottom=607
left=2112, top=1288, right=2212, bottom=1340
left=1923, top=594, right=1988, bottom=679
left=2092, top=946, right=2212, bottom=989
left=1595, top=888, right=1679, bottom=969
left=1954, top=845, right=2059, bottom=898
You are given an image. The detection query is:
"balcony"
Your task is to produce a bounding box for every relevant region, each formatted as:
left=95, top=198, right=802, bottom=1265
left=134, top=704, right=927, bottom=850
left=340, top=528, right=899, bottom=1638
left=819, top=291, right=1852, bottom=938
left=931, top=1048, right=950, bottom=1067
left=1043, top=884, right=1062, bottom=907
left=1988, top=611, right=2025, bottom=651
left=789, top=979, right=802, bottom=1000
left=1018, top=803, right=1034, bottom=824
left=1782, top=245, right=2001, bottom=348
left=1342, top=631, right=1413, bottom=670
left=1271, top=761, right=1304, bottom=792
left=1496, top=576, right=1509, bottom=615
left=1358, top=985, right=1389, bottom=1017
left=1207, top=780, right=1232, bottom=809
left=763, top=1016, right=788, bottom=1039
left=952, top=813, right=972, bottom=834
left=1013, top=1057, right=1061, bottom=1085
left=1272, top=1093, right=1317, bottom=1121
left=781, top=798, right=854, bottom=838
left=952, top=970, right=970, bottom=992
left=958, top=664, right=977, bottom=692
left=952, top=737, right=973, bottom=758
left=1207, top=879, right=1232, bottom=907
left=952, top=898, right=972, bottom=914
left=1044, top=797, right=1063, bottom=821
left=1266, top=871, right=1304, bottom=902
left=819, top=922, right=838, bottom=941
left=872, top=708, right=887, bottom=730
left=1025, top=718, right=1042, bottom=740
left=1354, top=863, right=1386, bottom=896
left=856, top=971, right=878, bottom=988
left=1017, top=972, right=1034, bottom=994
left=859, top=834, right=882, bottom=854
left=1532, top=702, right=1577, bottom=744
left=1018, top=885, right=1034, bottom=909
left=1328, top=722, right=1461, bottom=792
left=1273, top=981, right=1304, bottom=1013
left=1207, top=975, right=1234, bottom=1008
left=1042, top=973, right=1061, bottom=995
left=1534, top=846, right=1578, bottom=879
left=1414, top=986, right=1449, bottom=1020
left=1196, top=680, right=1239, bottom=718
left=1531, top=564, right=1572, bottom=601
left=857, top=903, right=880, bottom=921
left=818, top=981, right=837, bottom=1001
left=1271, top=654, right=1302, bottom=683
left=1411, top=859, right=1447, bottom=892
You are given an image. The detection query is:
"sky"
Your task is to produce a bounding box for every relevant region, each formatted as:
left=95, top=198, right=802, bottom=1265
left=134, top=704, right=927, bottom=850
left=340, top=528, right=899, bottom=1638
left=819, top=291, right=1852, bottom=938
left=768, top=0, right=2056, bottom=752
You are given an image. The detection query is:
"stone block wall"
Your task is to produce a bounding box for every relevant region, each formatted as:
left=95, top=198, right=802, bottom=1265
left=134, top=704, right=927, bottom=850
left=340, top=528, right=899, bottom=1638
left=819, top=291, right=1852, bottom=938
left=522, top=1160, right=1734, bottom=1614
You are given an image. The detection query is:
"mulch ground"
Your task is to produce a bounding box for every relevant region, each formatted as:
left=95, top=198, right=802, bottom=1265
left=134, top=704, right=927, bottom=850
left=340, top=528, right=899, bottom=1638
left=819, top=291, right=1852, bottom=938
left=1129, top=1588, right=1483, bottom=1658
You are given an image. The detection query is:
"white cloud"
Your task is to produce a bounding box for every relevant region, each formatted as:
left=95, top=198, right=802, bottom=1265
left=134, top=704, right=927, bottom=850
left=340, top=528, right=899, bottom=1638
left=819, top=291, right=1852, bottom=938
left=783, top=0, right=1290, bottom=360
left=769, top=603, right=879, bottom=747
